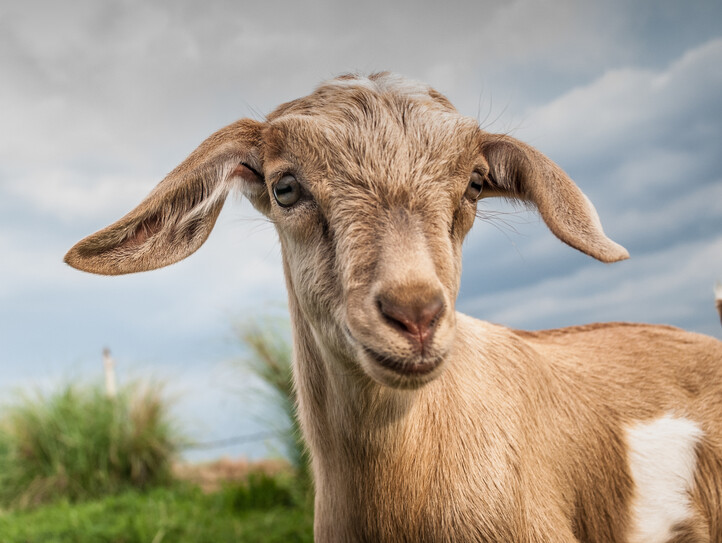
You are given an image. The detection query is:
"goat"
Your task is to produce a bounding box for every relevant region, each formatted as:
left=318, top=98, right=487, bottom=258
left=716, top=282, right=722, bottom=326
left=66, top=73, right=722, bottom=542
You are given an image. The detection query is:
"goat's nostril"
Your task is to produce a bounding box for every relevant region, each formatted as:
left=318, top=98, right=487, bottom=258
left=377, top=292, right=445, bottom=347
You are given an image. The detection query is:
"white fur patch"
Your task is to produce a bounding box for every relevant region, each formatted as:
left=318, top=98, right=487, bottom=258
left=327, top=76, right=378, bottom=92
left=327, top=73, right=432, bottom=101
left=626, top=414, right=703, bottom=543
left=714, top=281, right=722, bottom=301
left=372, top=73, right=431, bottom=98
left=580, top=192, right=604, bottom=233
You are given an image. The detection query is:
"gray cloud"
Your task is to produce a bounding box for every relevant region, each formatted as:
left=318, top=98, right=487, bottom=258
left=458, top=38, right=722, bottom=339
left=460, top=234, right=722, bottom=338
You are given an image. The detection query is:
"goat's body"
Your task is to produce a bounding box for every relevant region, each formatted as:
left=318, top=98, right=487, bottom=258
left=294, top=310, right=722, bottom=542
left=65, top=73, right=722, bottom=542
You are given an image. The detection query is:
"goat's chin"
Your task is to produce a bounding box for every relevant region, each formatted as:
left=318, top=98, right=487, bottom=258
left=356, top=345, right=448, bottom=389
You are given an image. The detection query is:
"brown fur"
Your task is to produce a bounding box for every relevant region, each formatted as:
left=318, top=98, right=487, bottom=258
left=65, top=73, right=722, bottom=542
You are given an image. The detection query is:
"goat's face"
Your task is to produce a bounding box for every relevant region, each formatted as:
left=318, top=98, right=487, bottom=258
left=65, top=73, right=628, bottom=389
left=259, top=80, right=484, bottom=387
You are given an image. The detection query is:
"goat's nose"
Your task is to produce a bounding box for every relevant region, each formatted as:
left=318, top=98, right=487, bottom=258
left=377, top=291, right=445, bottom=348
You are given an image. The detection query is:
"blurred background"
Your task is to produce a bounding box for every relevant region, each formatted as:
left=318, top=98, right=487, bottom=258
left=2, top=0, right=721, bottom=466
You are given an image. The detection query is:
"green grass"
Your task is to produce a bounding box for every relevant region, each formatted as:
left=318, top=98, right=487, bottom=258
left=0, top=381, right=180, bottom=508
left=235, top=317, right=312, bottom=495
left=0, top=477, right=314, bottom=542
left=0, top=319, right=316, bottom=540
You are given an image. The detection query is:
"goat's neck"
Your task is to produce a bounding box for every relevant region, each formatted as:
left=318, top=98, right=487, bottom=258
left=285, top=286, right=422, bottom=463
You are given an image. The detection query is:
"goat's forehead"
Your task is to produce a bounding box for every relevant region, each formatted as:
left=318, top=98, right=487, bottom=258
left=261, top=74, right=481, bottom=212
left=263, top=113, right=478, bottom=205
left=264, top=73, right=476, bottom=147
left=263, top=76, right=480, bottom=177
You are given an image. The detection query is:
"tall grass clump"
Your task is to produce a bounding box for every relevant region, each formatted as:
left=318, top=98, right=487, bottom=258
left=0, top=381, right=180, bottom=508
left=235, top=317, right=311, bottom=494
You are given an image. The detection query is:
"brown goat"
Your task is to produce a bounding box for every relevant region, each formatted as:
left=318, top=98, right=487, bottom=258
left=66, top=73, right=722, bottom=542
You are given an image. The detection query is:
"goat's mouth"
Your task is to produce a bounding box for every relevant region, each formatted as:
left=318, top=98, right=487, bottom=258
left=361, top=345, right=443, bottom=377
left=342, top=320, right=452, bottom=389
left=351, top=340, right=447, bottom=389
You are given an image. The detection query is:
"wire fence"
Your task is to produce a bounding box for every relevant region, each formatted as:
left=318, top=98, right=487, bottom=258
left=100, top=349, right=289, bottom=453
left=179, top=430, right=284, bottom=451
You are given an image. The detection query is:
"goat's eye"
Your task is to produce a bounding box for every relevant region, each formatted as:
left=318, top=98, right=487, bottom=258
left=465, top=171, right=484, bottom=201
left=273, top=174, right=302, bottom=207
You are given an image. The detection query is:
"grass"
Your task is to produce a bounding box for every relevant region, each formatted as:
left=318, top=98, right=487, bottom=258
left=0, top=318, right=316, bottom=540
left=0, top=477, right=313, bottom=543
left=235, top=317, right=312, bottom=495
left=0, top=379, right=313, bottom=541
left=0, top=381, right=180, bottom=508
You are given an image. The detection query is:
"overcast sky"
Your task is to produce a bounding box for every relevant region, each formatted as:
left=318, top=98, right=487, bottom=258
left=2, top=0, right=721, bottom=460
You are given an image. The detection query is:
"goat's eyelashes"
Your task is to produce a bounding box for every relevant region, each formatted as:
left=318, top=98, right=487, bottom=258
left=273, top=174, right=302, bottom=207
left=465, top=171, right=484, bottom=201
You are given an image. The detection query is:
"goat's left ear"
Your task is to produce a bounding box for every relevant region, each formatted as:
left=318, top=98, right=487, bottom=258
left=65, top=119, right=267, bottom=275
left=479, top=134, right=629, bottom=263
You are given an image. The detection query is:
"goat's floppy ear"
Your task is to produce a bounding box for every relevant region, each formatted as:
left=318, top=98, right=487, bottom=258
left=65, top=119, right=266, bottom=275
left=479, top=134, right=628, bottom=263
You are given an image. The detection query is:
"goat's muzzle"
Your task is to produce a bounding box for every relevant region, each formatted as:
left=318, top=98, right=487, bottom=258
left=345, top=284, right=455, bottom=389
left=376, top=290, right=445, bottom=354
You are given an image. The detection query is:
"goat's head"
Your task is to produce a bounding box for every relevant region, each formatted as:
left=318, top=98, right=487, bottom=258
left=65, top=73, right=628, bottom=389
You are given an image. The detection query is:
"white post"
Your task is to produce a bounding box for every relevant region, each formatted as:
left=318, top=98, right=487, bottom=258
left=103, top=347, right=117, bottom=399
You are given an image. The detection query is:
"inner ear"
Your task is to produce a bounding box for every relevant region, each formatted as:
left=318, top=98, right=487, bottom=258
left=478, top=140, right=529, bottom=198
left=124, top=214, right=164, bottom=248
left=232, top=162, right=271, bottom=214
left=232, top=163, right=264, bottom=184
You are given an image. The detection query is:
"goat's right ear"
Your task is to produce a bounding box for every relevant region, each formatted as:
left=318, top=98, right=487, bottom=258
left=65, top=119, right=267, bottom=275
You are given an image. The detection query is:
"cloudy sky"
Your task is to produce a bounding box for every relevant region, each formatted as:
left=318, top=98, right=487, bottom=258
left=2, top=0, right=721, bottom=460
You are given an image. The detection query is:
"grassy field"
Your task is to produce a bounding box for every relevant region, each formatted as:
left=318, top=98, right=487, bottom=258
left=0, top=381, right=314, bottom=542
left=0, top=382, right=178, bottom=508
left=0, top=379, right=314, bottom=542
left=0, top=321, right=312, bottom=541
left=0, top=476, right=314, bottom=542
